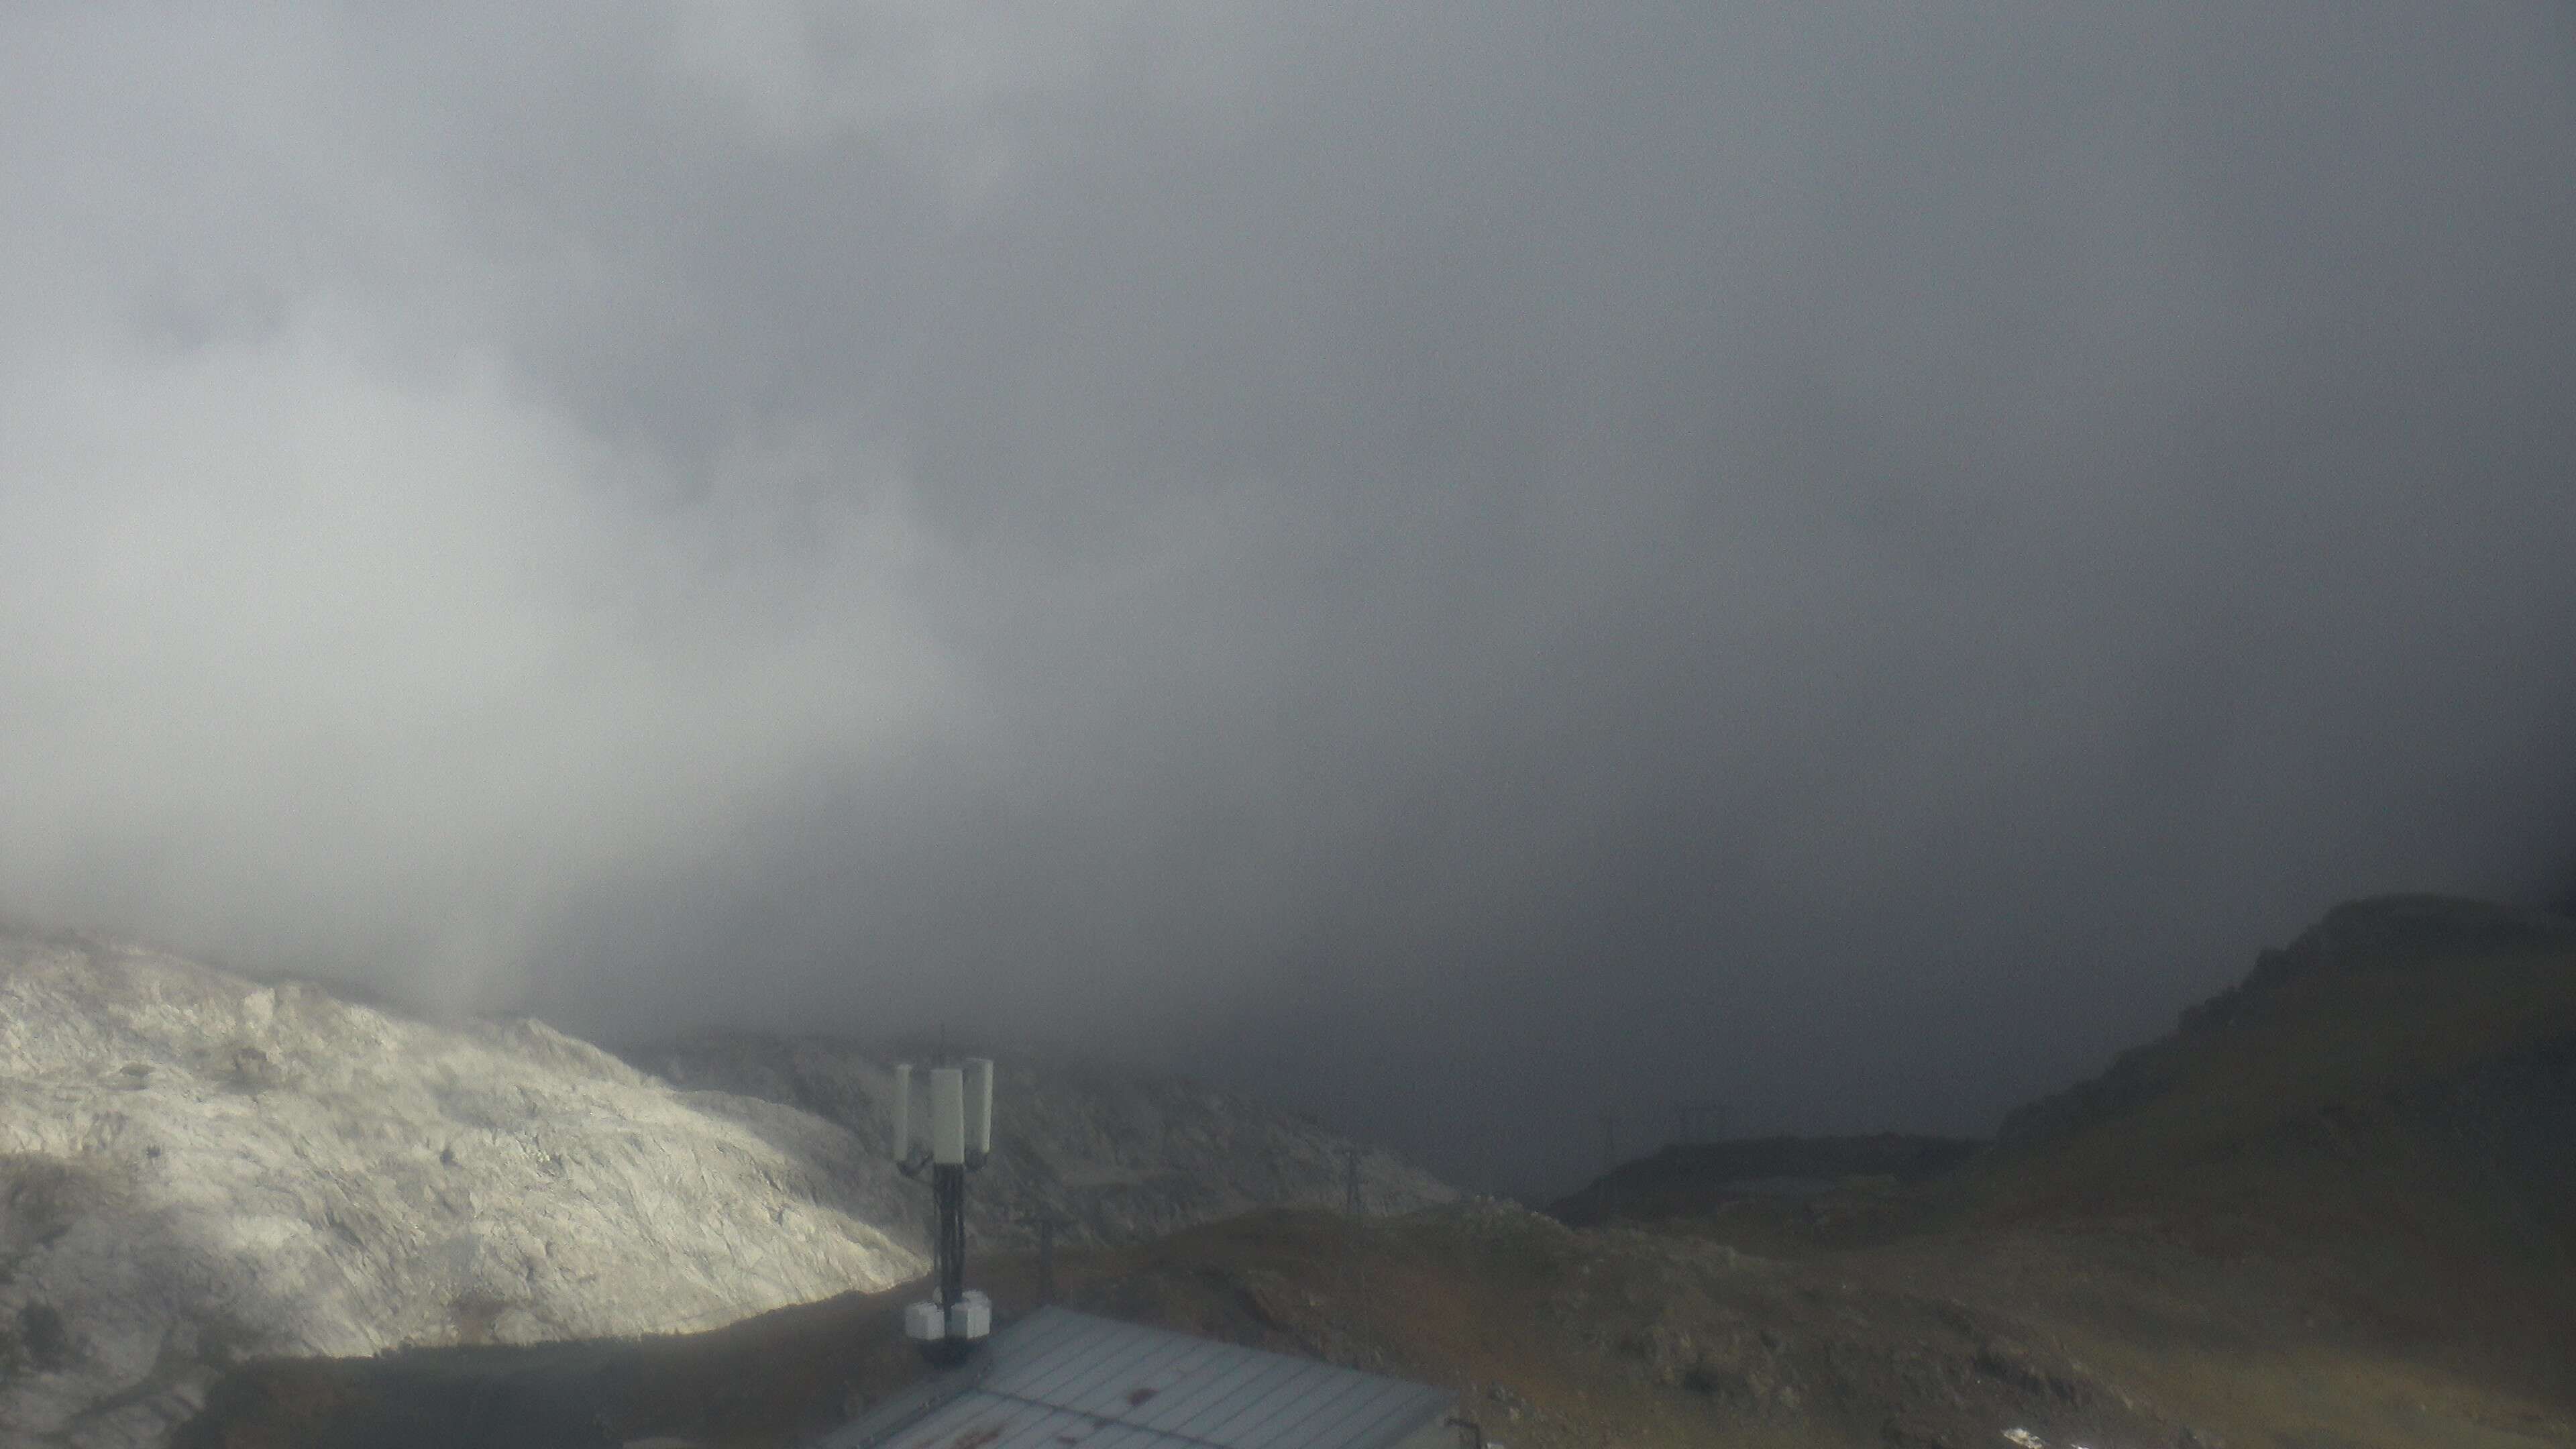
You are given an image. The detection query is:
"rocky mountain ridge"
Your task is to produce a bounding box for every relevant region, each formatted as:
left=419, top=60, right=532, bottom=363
left=1996, top=894, right=2576, bottom=1151
left=624, top=1031, right=1455, bottom=1253
left=0, top=930, right=1450, bottom=1449
left=149, top=892, right=2576, bottom=1449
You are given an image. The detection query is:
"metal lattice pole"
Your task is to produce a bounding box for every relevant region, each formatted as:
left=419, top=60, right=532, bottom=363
left=934, top=1163, right=966, bottom=1309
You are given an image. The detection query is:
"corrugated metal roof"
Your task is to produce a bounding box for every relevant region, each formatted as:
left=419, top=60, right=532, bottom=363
left=815, top=1307, right=1454, bottom=1449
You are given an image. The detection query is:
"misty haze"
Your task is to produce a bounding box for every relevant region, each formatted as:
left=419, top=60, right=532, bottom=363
left=3, top=5, right=2573, bottom=1448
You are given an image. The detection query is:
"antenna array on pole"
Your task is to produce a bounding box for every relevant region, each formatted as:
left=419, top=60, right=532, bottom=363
left=894, top=1051, right=996, bottom=1363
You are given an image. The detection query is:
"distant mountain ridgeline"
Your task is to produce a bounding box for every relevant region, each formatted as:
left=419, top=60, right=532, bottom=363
left=1551, top=894, right=2576, bottom=1241
left=1546, top=893, right=2576, bottom=1428
left=1973, top=894, right=2576, bottom=1227
left=1994, top=894, right=2576, bottom=1157
left=1546, top=1133, right=1980, bottom=1228
left=619, top=1031, right=1456, bottom=1253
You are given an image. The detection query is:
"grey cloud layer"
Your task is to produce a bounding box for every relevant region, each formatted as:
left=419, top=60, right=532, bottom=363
left=4, top=1, right=2572, bottom=1191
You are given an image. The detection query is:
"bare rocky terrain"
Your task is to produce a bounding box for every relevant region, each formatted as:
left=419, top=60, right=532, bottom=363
left=0, top=930, right=1451, bottom=1448
left=172, top=894, right=2576, bottom=1449
left=0, top=930, right=919, bottom=1448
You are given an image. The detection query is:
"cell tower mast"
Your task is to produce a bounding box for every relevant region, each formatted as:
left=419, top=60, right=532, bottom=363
left=893, top=1053, right=996, bottom=1363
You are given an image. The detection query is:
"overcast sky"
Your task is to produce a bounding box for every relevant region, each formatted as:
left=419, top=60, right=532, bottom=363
left=5, top=2, right=2573, bottom=1194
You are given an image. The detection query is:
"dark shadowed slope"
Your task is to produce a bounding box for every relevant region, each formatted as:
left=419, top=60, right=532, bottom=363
left=1951, top=895, right=2576, bottom=1412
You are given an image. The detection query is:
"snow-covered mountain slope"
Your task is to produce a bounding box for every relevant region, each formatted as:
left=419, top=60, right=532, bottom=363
left=628, top=1032, right=1458, bottom=1251
left=0, top=930, right=919, bottom=1448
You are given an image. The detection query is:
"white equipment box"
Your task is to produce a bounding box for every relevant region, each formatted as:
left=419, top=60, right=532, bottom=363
left=903, top=1300, right=947, bottom=1342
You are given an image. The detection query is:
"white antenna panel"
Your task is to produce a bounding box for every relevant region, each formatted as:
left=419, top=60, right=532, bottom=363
left=965, top=1058, right=994, bottom=1157
left=930, top=1067, right=966, bottom=1165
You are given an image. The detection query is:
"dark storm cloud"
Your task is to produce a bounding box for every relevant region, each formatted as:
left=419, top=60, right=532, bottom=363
left=5, top=2, right=2573, bottom=1192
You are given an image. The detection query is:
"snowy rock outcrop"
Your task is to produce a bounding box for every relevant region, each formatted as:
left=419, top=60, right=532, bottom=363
left=629, top=1032, right=1459, bottom=1250
left=0, top=931, right=921, bottom=1449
